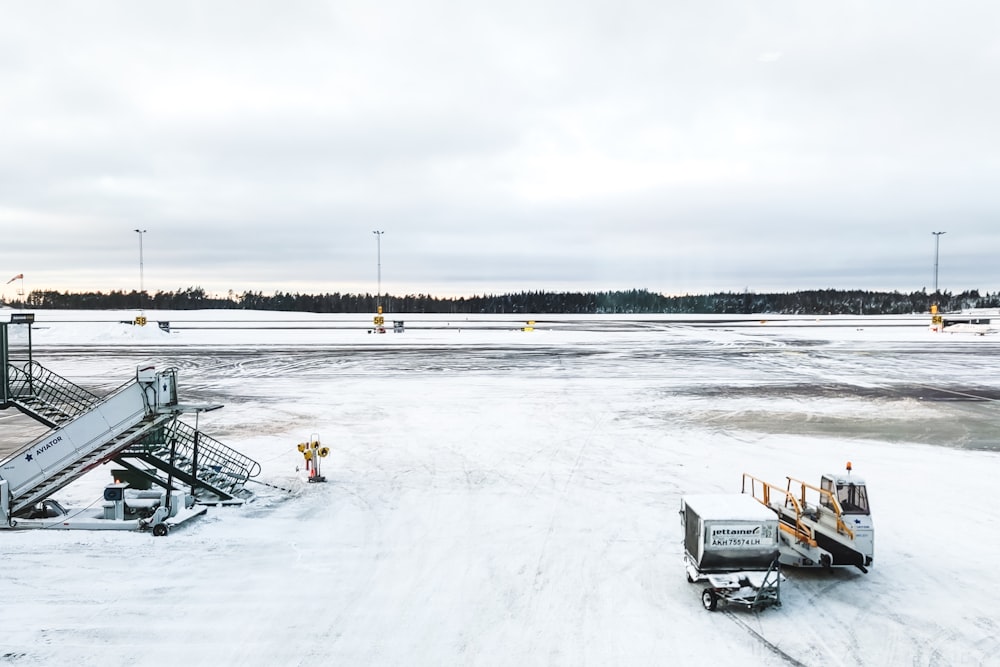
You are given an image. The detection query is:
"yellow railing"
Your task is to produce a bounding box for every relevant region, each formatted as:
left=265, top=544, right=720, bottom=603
left=785, top=476, right=855, bottom=540
left=741, top=473, right=817, bottom=547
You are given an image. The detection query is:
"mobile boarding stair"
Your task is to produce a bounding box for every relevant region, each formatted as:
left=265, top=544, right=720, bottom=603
left=1, top=342, right=260, bottom=535
left=742, top=465, right=874, bottom=572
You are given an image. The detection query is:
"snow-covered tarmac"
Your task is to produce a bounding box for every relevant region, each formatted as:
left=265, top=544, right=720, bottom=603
left=2, top=311, right=999, bottom=666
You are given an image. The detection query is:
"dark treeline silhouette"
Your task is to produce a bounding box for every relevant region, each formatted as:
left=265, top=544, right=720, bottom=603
left=5, top=287, right=998, bottom=315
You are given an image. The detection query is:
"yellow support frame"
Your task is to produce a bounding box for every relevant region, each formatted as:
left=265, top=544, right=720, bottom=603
left=785, top=476, right=855, bottom=540
left=742, top=473, right=818, bottom=547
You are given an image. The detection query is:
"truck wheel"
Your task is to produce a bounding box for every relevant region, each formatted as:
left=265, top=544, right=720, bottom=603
left=702, top=588, right=718, bottom=611
left=152, top=523, right=169, bottom=537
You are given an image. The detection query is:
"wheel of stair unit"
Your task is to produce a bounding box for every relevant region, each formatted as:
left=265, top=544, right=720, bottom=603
left=701, top=588, right=718, bottom=611
left=686, top=570, right=695, bottom=583
left=152, top=523, right=169, bottom=537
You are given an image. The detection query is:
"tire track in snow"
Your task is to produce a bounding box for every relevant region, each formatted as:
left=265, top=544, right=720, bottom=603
left=530, top=408, right=605, bottom=595
left=722, top=611, right=811, bottom=667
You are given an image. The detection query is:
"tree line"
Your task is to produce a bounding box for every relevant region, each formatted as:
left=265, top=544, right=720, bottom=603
left=4, top=287, right=998, bottom=315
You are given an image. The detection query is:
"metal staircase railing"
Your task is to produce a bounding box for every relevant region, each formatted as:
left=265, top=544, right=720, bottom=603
left=119, top=419, right=261, bottom=502
left=7, top=361, right=103, bottom=427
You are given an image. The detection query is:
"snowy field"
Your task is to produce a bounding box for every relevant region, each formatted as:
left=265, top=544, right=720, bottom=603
left=2, top=310, right=999, bottom=666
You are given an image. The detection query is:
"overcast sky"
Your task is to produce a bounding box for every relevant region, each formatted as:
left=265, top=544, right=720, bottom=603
left=2, top=1, right=998, bottom=299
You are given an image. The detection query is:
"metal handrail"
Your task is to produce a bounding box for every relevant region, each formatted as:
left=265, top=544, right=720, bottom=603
left=742, top=473, right=818, bottom=547
left=785, top=476, right=855, bottom=540
left=8, top=361, right=101, bottom=420
left=126, top=419, right=261, bottom=496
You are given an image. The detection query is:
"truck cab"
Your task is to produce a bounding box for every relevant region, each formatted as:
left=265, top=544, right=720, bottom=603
left=819, top=468, right=874, bottom=568
left=820, top=473, right=870, bottom=515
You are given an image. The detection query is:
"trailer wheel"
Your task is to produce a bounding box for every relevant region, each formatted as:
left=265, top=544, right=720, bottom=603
left=152, top=523, right=169, bottom=537
left=701, top=588, right=718, bottom=611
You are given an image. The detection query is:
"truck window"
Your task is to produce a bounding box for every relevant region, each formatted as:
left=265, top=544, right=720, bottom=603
left=836, top=483, right=869, bottom=514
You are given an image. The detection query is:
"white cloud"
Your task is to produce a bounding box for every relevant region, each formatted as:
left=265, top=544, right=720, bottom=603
left=1, top=1, right=999, bottom=297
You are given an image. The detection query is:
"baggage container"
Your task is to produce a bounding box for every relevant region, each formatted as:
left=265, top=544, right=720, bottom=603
left=681, top=493, right=783, bottom=611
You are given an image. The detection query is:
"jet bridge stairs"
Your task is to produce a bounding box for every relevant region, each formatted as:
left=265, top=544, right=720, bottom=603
left=1, top=359, right=259, bottom=528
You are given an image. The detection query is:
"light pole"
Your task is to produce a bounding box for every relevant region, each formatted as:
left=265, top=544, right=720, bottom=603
left=134, top=229, right=147, bottom=313
left=932, top=231, right=946, bottom=297
left=373, top=230, right=384, bottom=311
